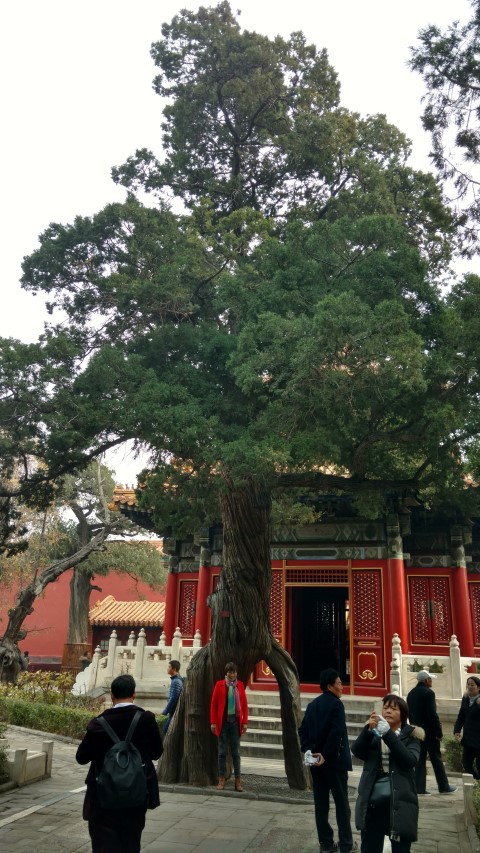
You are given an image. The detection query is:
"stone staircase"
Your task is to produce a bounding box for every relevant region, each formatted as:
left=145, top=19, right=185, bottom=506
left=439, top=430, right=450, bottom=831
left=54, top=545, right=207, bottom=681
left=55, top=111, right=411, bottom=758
left=243, top=691, right=376, bottom=762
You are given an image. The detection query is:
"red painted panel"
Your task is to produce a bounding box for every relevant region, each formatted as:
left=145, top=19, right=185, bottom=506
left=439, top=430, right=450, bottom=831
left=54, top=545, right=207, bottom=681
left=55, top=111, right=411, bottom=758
left=178, top=580, right=197, bottom=638
left=469, top=582, right=480, bottom=648
left=351, top=569, right=385, bottom=690
left=0, top=569, right=165, bottom=658
left=408, top=575, right=452, bottom=646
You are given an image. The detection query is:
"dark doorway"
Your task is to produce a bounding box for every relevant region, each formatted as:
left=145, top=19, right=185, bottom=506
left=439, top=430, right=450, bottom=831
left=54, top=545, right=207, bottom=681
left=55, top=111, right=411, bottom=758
left=289, top=586, right=350, bottom=685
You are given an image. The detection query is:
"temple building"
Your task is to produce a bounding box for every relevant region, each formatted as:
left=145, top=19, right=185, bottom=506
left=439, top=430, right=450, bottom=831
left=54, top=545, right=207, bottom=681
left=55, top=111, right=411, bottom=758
left=112, top=487, right=480, bottom=697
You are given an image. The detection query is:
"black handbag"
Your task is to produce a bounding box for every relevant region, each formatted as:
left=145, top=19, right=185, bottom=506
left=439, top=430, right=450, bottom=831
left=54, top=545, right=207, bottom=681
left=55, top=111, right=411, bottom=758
left=369, top=774, right=391, bottom=806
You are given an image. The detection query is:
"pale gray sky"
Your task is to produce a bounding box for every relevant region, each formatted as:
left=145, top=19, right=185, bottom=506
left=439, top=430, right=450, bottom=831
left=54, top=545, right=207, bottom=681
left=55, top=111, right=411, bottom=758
left=0, top=0, right=471, bottom=482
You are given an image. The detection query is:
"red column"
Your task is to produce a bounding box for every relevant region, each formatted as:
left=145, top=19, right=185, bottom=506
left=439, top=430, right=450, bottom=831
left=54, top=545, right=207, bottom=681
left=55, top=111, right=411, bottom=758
left=452, top=565, right=475, bottom=656
left=163, top=571, right=179, bottom=644
left=386, top=557, right=410, bottom=653
left=194, top=564, right=210, bottom=643
left=385, top=515, right=409, bottom=652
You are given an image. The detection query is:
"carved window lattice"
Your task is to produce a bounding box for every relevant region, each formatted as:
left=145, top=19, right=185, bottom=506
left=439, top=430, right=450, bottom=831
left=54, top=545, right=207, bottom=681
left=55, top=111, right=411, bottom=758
left=410, top=577, right=429, bottom=643
left=431, top=577, right=451, bottom=643
left=178, top=580, right=197, bottom=637
left=409, top=575, right=452, bottom=644
left=470, top=584, right=480, bottom=647
left=270, top=571, right=283, bottom=639
left=352, top=571, right=380, bottom=639
left=285, top=567, right=349, bottom=585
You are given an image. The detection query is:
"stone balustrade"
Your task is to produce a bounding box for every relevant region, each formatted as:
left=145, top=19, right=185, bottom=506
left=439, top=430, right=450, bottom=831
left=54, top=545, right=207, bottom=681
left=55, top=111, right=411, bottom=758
left=74, top=627, right=203, bottom=697
left=390, top=633, right=480, bottom=705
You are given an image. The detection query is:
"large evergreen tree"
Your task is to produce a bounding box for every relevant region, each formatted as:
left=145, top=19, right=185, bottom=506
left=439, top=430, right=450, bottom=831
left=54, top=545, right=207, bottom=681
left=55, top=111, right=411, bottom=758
left=13, top=2, right=480, bottom=786
left=411, top=0, right=480, bottom=249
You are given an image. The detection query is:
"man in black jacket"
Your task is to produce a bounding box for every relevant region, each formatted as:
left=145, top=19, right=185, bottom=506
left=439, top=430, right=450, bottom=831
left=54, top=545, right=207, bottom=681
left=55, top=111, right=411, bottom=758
left=76, top=674, right=163, bottom=853
left=406, top=669, right=456, bottom=795
left=299, top=669, right=357, bottom=853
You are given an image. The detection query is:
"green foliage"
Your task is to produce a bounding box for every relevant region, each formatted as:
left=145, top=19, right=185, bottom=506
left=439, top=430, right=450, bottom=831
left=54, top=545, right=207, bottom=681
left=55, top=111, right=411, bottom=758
left=3, top=0, right=478, bottom=542
left=0, top=696, right=96, bottom=739
left=472, top=780, right=480, bottom=837
left=410, top=2, right=480, bottom=249
left=2, top=670, right=93, bottom=708
left=443, top=735, right=464, bottom=773
left=0, top=693, right=166, bottom=741
left=84, top=540, right=167, bottom=588
left=0, top=721, right=8, bottom=783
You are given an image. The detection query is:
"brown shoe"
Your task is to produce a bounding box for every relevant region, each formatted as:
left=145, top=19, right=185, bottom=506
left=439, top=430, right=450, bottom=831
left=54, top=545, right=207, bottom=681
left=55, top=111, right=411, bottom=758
left=216, top=777, right=225, bottom=790
left=234, top=776, right=244, bottom=792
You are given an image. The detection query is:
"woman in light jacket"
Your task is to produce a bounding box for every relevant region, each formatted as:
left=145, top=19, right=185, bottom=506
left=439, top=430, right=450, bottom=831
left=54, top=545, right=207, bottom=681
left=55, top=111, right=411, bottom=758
left=454, top=675, right=480, bottom=779
left=352, top=694, right=424, bottom=853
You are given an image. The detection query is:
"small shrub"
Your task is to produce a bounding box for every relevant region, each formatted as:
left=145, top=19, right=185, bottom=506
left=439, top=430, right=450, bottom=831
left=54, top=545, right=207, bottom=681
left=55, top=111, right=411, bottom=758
left=0, top=696, right=166, bottom=740
left=0, top=722, right=8, bottom=784
left=443, top=736, right=464, bottom=773
left=472, top=780, right=480, bottom=838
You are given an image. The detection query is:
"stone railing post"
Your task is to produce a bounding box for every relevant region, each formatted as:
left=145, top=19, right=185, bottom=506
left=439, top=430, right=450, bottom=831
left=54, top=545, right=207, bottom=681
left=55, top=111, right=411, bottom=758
left=105, top=630, right=118, bottom=678
left=88, top=645, right=102, bottom=690
left=193, top=629, right=202, bottom=649
left=450, top=635, right=463, bottom=698
left=134, top=628, right=147, bottom=679
left=127, top=631, right=136, bottom=647
left=42, top=741, right=54, bottom=777
left=8, top=749, right=27, bottom=785
left=171, top=626, right=182, bottom=661
left=390, top=633, right=403, bottom=695
left=158, top=631, right=166, bottom=649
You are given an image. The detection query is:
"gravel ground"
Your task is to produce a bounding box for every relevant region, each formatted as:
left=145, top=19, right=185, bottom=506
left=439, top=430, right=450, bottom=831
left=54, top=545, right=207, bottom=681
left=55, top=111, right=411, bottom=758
left=160, top=774, right=358, bottom=804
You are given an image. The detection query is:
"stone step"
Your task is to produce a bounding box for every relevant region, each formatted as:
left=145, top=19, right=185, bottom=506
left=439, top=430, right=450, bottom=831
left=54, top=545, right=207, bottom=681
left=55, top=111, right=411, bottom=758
left=241, top=738, right=364, bottom=765
left=248, top=714, right=366, bottom=739
left=241, top=740, right=285, bottom=760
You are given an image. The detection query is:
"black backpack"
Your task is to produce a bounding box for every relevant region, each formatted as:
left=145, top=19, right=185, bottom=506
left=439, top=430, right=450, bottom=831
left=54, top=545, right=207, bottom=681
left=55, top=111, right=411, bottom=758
left=95, top=710, right=147, bottom=810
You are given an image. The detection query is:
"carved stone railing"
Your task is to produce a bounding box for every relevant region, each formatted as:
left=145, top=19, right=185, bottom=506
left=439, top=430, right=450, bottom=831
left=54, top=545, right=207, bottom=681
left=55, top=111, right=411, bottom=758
left=74, top=627, right=203, bottom=697
left=389, top=633, right=479, bottom=700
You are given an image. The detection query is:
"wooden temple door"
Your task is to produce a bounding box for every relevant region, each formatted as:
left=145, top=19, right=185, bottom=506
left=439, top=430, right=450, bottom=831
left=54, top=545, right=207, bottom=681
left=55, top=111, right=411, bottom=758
left=351, top=568, right=386, bottom=693
left=289, top=585, right=350, bottom=686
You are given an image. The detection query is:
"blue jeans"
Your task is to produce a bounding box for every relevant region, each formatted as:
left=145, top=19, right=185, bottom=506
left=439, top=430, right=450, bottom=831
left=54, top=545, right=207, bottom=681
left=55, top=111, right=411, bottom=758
left=218, top=719, right=241, bottom=777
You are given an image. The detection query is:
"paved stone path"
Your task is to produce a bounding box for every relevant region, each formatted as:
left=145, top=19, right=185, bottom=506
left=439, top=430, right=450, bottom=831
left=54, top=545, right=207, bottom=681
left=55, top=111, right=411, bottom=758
left=0, top=726, right=475, bottom=852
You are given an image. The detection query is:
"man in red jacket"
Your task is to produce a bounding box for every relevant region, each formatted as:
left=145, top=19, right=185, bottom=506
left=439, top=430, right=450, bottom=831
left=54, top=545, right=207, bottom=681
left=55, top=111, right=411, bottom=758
left=210, top=661, right=248, bottom=791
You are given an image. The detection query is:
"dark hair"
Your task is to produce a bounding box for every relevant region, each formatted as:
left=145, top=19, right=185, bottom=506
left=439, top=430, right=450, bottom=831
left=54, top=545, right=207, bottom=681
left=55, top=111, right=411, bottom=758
left=170, top=660, right=181, bottom=672
left=467, top=676, right=480, bottom=688
left=320, top=669, right=340, bottom=692
left=382, top=693, right=409, bottom=727
left=111, top=674, right=136, bottom=699
left=225, top=662, right=238, bottom=674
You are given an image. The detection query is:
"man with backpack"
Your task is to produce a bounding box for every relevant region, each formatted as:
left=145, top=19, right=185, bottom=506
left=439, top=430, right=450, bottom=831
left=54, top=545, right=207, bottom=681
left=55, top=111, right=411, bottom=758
left=76, top=673, right=163, bottom=853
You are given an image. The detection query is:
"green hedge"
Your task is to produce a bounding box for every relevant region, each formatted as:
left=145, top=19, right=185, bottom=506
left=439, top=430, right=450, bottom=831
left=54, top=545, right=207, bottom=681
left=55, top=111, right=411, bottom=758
left=0, top=697, right=166, bottom=740
left=443, top=736, right=464, bottom=773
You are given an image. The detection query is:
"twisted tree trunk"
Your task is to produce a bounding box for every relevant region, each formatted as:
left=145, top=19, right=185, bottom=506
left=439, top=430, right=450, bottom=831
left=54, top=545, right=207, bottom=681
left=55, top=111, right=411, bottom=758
left=67, top=567, right=97, bottom=644
left=158, top=478, right=306, bottom=788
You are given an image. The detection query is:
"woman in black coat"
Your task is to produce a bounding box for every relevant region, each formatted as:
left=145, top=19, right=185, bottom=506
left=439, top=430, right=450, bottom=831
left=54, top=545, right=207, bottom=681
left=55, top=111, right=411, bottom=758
left=352, top=694, right=424, bottom=853
left=454, top=675, right=480, bottom=779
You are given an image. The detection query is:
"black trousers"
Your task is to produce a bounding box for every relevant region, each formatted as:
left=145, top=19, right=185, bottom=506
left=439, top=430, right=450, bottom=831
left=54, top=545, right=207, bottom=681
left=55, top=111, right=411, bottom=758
left=463, top=743, right=480, bottom=779
left=310, top=765, right=353, bottom=853
left=361, top=801, right=411, bottom=853
left=88, top=807, right=146, bottom=853
left=415, top=737, right=449, bottom=793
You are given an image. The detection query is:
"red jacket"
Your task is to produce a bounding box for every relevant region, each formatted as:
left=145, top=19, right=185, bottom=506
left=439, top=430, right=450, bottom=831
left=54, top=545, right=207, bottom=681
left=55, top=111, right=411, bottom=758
left=210, top=678, right=248, bottom=735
